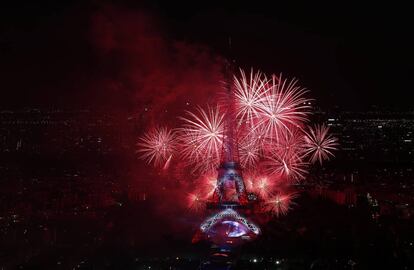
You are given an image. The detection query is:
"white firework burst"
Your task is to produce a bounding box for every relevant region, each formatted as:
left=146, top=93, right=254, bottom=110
left=303, top=124, right=338, bottom=164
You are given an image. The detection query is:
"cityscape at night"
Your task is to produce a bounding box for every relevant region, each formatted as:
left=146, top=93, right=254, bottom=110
left=1, top=1, right=414, bottom=269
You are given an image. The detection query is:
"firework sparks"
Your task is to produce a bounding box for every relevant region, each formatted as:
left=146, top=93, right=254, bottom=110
left=264, top=192, right=298, bottom=217
left=303, top=124, right=338, bottom=164
left=265, top=150, right=308, bottom=181
left=252, top=176, right=275, bottom=200
left=179, top=106, right=225, bottom=171
left=136, top=127, right=176, bottom=167
left=255, top=74, right=310, bottom=141
left=177, top=129, right=202, bottom=161
left=243, top=173, right=255, bottom=191
left=199, top=173, right=218, bottom=199
left=187, top=192, right=205, bottom=212
left=273, top=127, right=306, bottom=157
left=238, top=132, right=261, bottom=169
left=233, top=68, right=268, bottom=126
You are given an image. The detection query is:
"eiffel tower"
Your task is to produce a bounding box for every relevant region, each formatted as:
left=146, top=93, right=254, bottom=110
left=213, top=58, right=248, bottom=206
left=198, top=46, right=260, bottom=245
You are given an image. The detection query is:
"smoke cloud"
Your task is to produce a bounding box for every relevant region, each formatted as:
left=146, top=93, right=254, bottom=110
left=89, top=4, right=225, bottom=125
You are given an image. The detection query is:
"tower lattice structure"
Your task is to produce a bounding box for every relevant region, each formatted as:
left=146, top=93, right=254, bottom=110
left=214, top=60, right=248, bottom=206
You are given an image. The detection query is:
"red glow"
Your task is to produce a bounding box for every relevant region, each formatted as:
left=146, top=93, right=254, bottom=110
left=137, top=68, right=337, bottom=219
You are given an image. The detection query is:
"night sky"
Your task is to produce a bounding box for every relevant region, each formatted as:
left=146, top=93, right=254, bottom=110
left=1, top=1, right=413, bottom=111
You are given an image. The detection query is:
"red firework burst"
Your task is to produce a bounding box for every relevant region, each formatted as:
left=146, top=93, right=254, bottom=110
left=137, top=68, right=338, bottom=220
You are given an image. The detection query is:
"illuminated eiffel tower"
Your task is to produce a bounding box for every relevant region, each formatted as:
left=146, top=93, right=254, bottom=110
left=198, top=53, right=260, bottom=246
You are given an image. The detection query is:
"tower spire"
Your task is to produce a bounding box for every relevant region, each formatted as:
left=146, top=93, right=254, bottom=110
left=221, top=51, right=238, bottom=163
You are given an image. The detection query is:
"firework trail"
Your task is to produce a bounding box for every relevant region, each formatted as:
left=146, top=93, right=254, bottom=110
left=264, top=150, right=308, bottom=181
